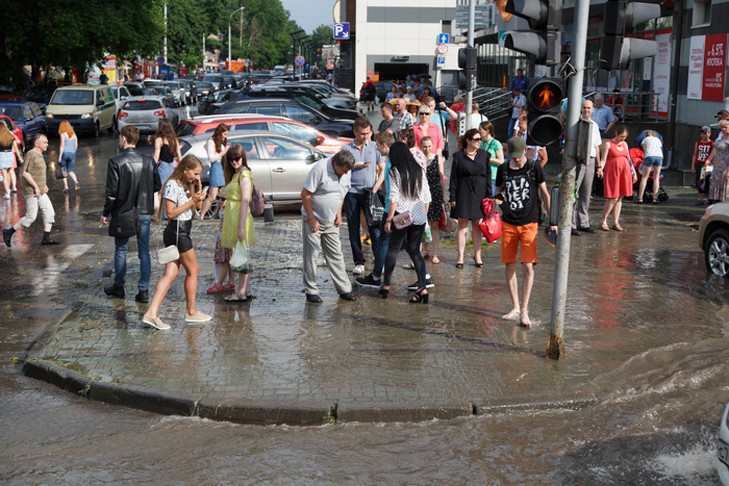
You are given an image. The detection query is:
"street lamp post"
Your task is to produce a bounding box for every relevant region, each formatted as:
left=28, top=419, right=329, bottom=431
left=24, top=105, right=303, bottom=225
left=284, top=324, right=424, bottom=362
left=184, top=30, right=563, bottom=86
left=290, top=30, right=307, bottom=79
left=228, top=7, right=245, bottom=70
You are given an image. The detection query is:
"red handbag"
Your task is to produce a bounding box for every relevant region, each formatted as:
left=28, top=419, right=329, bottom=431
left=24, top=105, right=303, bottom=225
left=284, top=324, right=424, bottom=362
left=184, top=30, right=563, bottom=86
left=478, top=198, right=502, bottom=243
left=439, top=205, right=447, bottom=230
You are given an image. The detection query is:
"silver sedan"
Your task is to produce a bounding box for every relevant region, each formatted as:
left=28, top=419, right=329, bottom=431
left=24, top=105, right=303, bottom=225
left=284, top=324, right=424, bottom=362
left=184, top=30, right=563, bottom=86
left=117, top=95, right=179, bottom=134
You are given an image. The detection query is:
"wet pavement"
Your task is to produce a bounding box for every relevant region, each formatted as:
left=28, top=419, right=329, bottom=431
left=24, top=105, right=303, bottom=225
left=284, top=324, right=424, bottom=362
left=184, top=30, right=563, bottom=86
left=16, top=177, right=721, bottom=425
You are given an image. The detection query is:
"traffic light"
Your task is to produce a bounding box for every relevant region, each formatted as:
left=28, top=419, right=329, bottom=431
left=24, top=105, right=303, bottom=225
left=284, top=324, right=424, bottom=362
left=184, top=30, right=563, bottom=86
left=458, top=46, right=477, bottom=90
left=527, top=78, right=563, bottom=146
left=498, top=0, right=562, bottom=66
left=600, top=0, right=660, bottom=70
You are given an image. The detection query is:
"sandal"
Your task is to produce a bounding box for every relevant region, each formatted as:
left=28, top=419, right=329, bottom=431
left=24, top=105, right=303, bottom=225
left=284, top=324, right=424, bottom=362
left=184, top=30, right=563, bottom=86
left=206, top=284, right=228, bottom=294
left=611, top=224, right=624, bottom=231
left=455, top=262, right=464, bottom=269
left=224, top=294, right=249, bottom=302
left=431, top=256, right=440, bottom=264
left=224, top=283, right=236, bottom=291
left=474, top=258, right=484, bottom=268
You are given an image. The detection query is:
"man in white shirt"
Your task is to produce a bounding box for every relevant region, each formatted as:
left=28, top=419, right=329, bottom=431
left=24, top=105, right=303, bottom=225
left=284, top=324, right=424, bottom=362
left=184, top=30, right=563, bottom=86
left=508, top=87, right=526, bottom=140
left=572, top=100, right=603, bottom=235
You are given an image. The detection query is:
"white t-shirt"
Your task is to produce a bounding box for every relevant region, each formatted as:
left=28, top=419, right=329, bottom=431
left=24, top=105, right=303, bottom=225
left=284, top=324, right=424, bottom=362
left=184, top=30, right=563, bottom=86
left=641, top=136, right=663, bottom=158
left=163, top=180, right=193, bottom=221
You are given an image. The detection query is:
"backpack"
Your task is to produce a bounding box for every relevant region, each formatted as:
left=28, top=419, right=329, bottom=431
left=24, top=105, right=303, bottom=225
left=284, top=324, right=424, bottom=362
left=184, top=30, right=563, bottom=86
left=250, top=184, right=265, bottom=216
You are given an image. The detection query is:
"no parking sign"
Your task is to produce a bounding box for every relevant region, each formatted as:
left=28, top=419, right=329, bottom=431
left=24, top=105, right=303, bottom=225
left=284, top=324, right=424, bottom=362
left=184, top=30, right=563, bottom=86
left=295, top=55, right=306, bottom=67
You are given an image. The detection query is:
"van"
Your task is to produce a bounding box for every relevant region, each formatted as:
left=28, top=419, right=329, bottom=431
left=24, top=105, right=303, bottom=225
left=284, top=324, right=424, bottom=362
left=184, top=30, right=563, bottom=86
left=45, top=84, right=116, bottom=137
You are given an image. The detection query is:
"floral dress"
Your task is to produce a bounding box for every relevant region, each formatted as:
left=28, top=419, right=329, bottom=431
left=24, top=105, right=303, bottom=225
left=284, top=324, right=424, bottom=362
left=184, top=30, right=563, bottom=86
left=709, top=137, right=729, bottom=202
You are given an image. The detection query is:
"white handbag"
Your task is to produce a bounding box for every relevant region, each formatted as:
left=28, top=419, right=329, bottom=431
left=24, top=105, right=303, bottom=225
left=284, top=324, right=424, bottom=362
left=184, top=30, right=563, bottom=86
left=156, top=220, right=180, bottom=265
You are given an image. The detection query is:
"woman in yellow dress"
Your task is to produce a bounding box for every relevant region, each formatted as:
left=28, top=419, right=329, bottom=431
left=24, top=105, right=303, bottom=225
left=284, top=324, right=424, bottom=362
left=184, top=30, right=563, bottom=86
left=221, top=144, right=256, bottom=302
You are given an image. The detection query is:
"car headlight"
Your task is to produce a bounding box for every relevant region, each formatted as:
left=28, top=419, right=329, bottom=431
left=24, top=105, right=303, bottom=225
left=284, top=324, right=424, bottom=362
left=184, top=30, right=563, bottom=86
left=81, top=113, right=92, bottom=119
left=46, top=113, right=53, bottom=119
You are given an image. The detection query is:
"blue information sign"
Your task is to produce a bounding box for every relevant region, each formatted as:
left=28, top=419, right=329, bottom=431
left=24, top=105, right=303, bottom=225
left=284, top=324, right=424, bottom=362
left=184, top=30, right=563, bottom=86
left=333, top=22, right=350, bottom=40
left=438, top=33, right=450, bottom=45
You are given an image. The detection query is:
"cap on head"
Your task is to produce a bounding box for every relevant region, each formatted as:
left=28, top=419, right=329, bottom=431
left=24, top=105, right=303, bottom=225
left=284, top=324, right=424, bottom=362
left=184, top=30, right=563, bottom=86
left=701, top=125, right=712, bottom=133
left=507, top=137, right=526, bottom=159
left=717, top=110, right=729, bottom=117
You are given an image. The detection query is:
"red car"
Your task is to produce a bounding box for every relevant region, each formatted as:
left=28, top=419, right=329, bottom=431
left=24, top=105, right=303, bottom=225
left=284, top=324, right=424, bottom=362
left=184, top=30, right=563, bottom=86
left=176, top=114, right=351, bottom=155
left=0, top=114, right=25, bottom=151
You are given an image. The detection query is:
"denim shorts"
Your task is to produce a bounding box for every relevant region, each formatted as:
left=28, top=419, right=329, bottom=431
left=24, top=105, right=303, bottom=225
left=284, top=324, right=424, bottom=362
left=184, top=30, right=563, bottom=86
left=642, top=156, right=662, bottom=168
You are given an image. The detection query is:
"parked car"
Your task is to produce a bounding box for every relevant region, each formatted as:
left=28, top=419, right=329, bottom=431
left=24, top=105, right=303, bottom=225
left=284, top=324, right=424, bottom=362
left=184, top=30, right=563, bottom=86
left=117, top=96, right=179, bottom=134
left=196, top=81, right=214, bottom=98
left=698, top=201, right=729, bottom=277
left=177, top=79, right=198, bottom=104
left=177, top=114, right=351, bottom=154
left=201, top=73, right=224, bottom=91
left=198, top=89, right=236, bottom=116
left=24, top=85, right=55, bottom=112
left=45, top=84, right=115, bottom=137
left=716, top=402, right=729, bottom=485
left=213, top=98, right=355, bottom=138
left=0, top=100, right=47, bottom=144
left=0, top=114, right=25, bottom=151
left=180, top=130, right=326, bottom=217
left=245, top=85, right=359, bottom=116
left=141, top=86, right=176, bottom=108
left=161, top=81, right=186, bottom=106
left=110, top=85, right=132, bottom=131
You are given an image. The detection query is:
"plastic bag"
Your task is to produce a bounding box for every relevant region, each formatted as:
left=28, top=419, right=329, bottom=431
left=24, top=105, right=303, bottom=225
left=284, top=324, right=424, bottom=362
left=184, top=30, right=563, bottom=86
left=422, top=223, right=432, bottom=243
left=369, top=191, right=385, bottom=224
left=229, top=240, right=251, bottom=273
left=478, top=198, right=502, bottom=243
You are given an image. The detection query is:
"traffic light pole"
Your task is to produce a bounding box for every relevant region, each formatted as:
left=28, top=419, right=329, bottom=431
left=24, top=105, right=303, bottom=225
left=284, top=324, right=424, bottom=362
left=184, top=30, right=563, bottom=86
left=546, top=0, right=590, bottom=359
left=465, top=0, right=475, bottom=128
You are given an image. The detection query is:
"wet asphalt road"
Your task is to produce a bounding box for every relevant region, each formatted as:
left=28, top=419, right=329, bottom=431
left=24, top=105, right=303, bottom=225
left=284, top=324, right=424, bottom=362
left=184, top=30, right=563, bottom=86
left=1, top=115, right=727, bottom=483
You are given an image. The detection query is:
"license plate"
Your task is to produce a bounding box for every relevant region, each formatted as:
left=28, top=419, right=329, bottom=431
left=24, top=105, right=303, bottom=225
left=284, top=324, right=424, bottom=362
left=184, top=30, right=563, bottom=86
left=718, top=438, right=729, bottom=469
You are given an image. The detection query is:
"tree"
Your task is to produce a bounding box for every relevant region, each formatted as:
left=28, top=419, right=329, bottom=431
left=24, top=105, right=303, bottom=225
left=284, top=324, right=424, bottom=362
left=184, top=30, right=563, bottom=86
left=308, top=25, right=334, bottom=67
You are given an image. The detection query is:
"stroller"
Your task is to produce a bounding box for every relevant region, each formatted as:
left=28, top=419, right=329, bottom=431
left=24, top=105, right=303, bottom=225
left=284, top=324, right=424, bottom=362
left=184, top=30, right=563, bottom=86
left=630, top=147, right=669, bottom=202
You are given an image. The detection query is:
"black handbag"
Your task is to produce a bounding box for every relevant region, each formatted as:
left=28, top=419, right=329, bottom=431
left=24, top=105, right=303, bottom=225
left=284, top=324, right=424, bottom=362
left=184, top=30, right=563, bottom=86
left=108, top=208, right=139, bottom=238
left=55, top=163, right=68, bottom=180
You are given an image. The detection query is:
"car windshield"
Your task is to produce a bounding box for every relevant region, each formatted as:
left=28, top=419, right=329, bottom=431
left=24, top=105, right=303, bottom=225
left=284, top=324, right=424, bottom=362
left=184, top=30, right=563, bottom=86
left=203, top=75, right=221, bottom=83
left=293, top=95, right=322, bottom=112
left=176, top=123, right=197, bottom=137
left=51, top=90, right=94, bottom=105
left=0, top=106, right=23, bottom=121
left=123, top=99, right=163, bottom=110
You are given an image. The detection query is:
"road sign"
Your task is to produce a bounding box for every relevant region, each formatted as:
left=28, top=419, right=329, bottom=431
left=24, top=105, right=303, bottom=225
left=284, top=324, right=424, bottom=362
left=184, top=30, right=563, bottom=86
left=437, top=44, right=449, bottom=55
left=295, top=55, right=306, bottom=67
left=438, top=33, right=450, bottom=45
left=333, top=22, right=350, bottom=40
left=437, top=56, right=446, bottom=65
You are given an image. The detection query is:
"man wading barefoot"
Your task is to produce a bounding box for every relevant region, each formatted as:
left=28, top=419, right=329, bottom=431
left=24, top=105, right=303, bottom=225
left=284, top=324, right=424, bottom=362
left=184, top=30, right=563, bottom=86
left=494, top=137, right=556, bottom=327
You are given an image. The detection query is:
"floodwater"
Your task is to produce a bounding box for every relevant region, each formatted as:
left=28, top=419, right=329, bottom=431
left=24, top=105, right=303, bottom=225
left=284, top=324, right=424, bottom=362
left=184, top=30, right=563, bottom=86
left=1, top=128, right=727, bottom=484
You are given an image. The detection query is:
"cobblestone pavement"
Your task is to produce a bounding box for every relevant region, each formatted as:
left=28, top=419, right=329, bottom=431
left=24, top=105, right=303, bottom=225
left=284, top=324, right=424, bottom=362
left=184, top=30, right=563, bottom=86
left=22, top=186, right=716, bottom=424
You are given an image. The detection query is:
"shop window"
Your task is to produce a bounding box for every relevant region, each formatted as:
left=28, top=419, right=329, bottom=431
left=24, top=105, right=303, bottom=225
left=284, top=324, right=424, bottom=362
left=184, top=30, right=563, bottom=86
left=692, top=0, right=711, bottom=27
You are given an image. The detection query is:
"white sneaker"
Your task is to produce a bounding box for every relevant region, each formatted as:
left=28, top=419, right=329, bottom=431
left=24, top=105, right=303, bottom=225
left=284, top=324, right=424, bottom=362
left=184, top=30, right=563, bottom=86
left=185, top=310, right=212, bottom=323
left=142, top=314, right=171, bottom=330
left=352, top=264, right=365, bottom=275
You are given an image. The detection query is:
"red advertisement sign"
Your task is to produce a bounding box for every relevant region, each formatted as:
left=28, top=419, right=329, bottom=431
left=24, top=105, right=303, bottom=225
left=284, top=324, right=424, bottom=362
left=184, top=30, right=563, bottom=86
left=703, top=34, right=727, bottom=102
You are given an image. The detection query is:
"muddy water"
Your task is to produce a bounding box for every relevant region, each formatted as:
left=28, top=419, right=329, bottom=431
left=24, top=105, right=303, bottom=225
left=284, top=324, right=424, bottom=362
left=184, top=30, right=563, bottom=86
left=0, top=131, right=726, bottom=484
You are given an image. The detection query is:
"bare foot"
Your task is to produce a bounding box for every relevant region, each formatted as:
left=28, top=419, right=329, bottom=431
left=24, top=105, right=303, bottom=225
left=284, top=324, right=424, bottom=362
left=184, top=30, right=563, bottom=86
left=502, top=309, right=520, bottom=321
left=520, top=310, right=532, bottom=327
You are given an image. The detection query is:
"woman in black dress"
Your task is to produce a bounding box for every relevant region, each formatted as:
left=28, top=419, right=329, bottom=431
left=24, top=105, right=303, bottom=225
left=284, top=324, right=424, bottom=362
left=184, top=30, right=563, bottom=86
left=449, top=128, right=491, bottom=268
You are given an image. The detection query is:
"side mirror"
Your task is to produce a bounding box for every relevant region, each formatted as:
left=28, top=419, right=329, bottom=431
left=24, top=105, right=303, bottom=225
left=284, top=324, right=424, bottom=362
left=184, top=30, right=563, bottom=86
left=315, top=135, right=325, bottom=145
left=306, top=152, right=323, bottom=163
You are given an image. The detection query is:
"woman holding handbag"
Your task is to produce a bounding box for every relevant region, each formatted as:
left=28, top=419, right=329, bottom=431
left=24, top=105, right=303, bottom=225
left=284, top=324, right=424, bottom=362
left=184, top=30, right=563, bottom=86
left=381, top=142, right=431, bottom=303
left=220, top=144, right=256, bottom=302
left=57, top=121, right=80, bottom=193
left=449, top=128, right=492, bottom=268
left=143, top=155, right=210, bottom=330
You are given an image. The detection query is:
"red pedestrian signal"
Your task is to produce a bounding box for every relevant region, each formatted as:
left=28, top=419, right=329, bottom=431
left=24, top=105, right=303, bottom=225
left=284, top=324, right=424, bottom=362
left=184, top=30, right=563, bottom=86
left=527, top=78, right=563, bottom=146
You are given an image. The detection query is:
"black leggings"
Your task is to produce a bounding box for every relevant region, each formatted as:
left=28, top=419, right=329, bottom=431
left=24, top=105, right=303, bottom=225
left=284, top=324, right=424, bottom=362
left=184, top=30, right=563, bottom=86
left=383, top=223, right=427, bottom=289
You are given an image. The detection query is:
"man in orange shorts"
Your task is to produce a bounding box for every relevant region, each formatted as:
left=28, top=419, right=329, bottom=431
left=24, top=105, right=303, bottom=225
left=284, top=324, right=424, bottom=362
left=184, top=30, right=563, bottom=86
left=495, top=137, right=555, bottom=327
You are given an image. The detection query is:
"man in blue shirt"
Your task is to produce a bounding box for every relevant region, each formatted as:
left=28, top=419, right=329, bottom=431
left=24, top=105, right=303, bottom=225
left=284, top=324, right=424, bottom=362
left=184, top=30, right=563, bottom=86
left=342, top=117, right=385, bottom=275
left=591, top=94, right=616, bottom=138
left=509, top=69, right=529, bottom=93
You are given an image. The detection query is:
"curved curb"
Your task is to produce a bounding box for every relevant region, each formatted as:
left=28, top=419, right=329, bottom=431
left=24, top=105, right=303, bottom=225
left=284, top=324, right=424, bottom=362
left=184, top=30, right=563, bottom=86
left=23, top=359, right=602, bottom=425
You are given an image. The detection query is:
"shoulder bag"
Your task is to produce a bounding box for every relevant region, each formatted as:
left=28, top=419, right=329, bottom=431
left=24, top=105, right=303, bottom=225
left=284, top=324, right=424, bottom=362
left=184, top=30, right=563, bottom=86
left=392, top=210, right=413, bottom=229
left=109, top=208, right=139, bottom=238
left=157, top=220, right=180, bottom=265
left=478, top=198, right=502, bottom=243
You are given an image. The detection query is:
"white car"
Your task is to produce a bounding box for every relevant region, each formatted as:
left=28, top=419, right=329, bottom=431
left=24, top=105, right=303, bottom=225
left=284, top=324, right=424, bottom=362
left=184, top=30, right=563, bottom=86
left=117, top=96, right=179, bottom=134
left=716, top=403, right=729, bottom=485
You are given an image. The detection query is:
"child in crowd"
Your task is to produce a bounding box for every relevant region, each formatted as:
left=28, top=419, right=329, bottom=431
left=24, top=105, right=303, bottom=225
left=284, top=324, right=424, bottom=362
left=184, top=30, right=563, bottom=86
left=692, top=125, right=714, bottom=206
left=206, top=186, right=236, bottom=294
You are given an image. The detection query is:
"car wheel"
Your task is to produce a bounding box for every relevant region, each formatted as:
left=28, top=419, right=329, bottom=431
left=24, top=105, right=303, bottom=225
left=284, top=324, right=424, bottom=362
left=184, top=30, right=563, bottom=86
left=704, top=228, right=729, bottom=277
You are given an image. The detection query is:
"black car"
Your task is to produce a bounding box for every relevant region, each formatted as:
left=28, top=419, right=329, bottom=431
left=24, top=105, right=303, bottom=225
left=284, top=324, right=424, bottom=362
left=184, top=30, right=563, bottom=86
left=198, top=89, right=236, bottom=115
left=243, top=86, right=359, bottom=120
left=213, top=98, right=354, bottom=138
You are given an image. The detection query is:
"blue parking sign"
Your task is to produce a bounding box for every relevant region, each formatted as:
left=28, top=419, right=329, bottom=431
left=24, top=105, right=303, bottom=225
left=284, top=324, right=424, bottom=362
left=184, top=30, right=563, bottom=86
left=437, top=56, right=446, bottom=65
left=333, top=22, right=350, bottom=40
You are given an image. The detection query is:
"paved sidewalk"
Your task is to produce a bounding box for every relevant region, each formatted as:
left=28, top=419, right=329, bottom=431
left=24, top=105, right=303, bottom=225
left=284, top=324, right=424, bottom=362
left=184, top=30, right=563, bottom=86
left=22, top=188, right=715, bottom=424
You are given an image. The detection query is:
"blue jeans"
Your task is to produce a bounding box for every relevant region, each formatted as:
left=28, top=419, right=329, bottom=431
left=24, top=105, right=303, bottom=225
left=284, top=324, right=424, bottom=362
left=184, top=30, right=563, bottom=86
left=114, top=213, right=151, bottom=292
left=372, top=216, right=390, bottom=278
left=61, top=151, right=76, bottom=173
left=344, top=192, right=381, bottom=266
left=507, top=117, right=518, bottom=140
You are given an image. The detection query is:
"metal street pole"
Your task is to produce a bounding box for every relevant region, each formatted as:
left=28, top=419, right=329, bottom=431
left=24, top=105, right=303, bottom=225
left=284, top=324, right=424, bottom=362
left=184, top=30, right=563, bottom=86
left=163, top=2, right=168, bottom=65
left=466, top=0, right=475, bottom=129
left=228, top=7, right=245, bottom=70
left=546, top=0, right=590, bottom=359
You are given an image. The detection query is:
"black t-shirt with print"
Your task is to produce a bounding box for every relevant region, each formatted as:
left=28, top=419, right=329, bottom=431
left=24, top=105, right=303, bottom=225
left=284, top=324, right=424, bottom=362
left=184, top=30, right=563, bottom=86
left=495, top=160, right=545, bottom=226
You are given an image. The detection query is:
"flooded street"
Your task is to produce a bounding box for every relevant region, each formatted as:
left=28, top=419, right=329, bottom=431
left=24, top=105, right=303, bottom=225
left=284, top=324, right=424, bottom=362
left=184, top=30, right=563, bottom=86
left=1, top=129, right=727, bottom=484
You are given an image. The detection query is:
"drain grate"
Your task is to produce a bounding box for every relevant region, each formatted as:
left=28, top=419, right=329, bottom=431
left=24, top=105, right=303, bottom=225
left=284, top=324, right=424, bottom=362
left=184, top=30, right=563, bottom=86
left=669, top=212, right=701, bottom=222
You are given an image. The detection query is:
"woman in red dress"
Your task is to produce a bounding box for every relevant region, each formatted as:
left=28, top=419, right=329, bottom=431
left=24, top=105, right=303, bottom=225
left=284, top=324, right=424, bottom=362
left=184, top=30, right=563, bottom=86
left=597, top=125, right=636, bottom=231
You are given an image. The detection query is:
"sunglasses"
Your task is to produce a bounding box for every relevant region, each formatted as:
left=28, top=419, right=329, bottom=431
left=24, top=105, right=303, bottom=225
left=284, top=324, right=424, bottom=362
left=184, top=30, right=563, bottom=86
left=471, top=137, right=482, bottom=142
left=419, top=112, right=431, bottom=116
left=230, top=156, right=242, bottom=162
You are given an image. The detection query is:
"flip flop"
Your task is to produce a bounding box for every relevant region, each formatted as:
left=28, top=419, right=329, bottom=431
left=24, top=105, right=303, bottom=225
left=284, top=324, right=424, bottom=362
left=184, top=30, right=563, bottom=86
left=224, top=294, right=249, bottom=302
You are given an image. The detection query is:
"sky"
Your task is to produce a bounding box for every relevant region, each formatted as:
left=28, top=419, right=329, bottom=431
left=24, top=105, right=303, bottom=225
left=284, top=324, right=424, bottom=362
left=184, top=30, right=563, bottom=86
left=279, top=0, right=336, bottom=34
